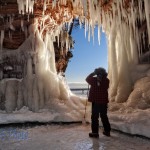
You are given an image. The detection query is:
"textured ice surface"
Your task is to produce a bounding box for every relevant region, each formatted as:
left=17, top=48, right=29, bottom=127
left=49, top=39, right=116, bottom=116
left=0, top=124, right=150, bottom=150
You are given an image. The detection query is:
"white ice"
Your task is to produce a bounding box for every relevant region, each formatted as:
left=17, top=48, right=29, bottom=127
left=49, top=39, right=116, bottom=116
left=0, top=87, right=150, bottom=139
left=0, top=124, right=150, bottom=150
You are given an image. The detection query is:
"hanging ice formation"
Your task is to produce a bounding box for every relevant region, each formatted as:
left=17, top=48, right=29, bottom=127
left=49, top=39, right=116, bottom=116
left=101, top=0, right=150, bottom=104
left=0, top=30, right=4, bottom=59
left=17, top=0, right=34, bottom=14
left=1, top=20, right=72, bottom=112
left=0, top=0, right=150, bottom=112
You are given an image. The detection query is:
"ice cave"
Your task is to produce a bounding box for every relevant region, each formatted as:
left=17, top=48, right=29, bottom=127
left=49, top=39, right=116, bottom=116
left=0, top=0, right=150, bottom=138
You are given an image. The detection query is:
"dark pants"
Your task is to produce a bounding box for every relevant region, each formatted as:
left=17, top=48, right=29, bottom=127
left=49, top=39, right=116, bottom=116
left=91, top=103, right=111, bottom=133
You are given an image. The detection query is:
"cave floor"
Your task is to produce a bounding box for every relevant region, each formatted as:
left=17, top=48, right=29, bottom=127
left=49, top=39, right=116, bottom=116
left=0, top=123, right=150, bottom=150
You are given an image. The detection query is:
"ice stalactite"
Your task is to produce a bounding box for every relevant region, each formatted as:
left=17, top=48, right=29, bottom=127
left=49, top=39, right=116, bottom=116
left=144, top=0, right=150, bottom=45
left=24, top=26, right=28, bottom=39
left=9, top=15, right=15, bottom=31
left=100, top=0, right=150, bottom=105
left=47, top=36, right=57, bottom=73
left=0, top=30, right=5, bottom=80
left=115, top=24, right=132, bottom=103
left=43, top=0, right=47, bottom=15
left=107, top=17, right=139, bottom=103
left=0, top=20, right=72, bottom=112
left=107, top=20, right=118, bottom=102
left=129, top=25, right=138, bottom=65
left=17, top=0, right=24, bottom=14
left=52, top=0, right=57, bottom=8
left=27, top=23, right=69, bottom=109
left=138, top=0, right=144, bottom=23
left=21, top=19, right=24, bottom=32
left=26, top=56, right=33, bottom=110
left=0, top=30, right=4, bottom=62
left=17, top=0, right=34, bottom=14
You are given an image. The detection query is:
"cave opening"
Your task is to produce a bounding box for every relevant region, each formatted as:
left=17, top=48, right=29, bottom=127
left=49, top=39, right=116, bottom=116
left=66, top=26, right=108, bottom=83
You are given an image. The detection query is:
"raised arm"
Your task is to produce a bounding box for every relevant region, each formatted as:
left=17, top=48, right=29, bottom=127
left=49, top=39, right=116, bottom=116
left=85, top=71, right=96, bottom=84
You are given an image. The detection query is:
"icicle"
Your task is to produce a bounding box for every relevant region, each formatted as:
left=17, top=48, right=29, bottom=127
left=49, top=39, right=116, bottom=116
left=43, top=0, right=47, bottom=15
left=135, top=27, right=141, bottom=57
left=81, top=0, right=87, bottom=16
left=142, top=32, right=145, bottom=50
left=54, top=0, right=58, bottom=8
left=144, top=0, right=150, bottom=44
left=98, top=25, right=101, bottom=45
left=116, top=0, right=122, bottom=28
left=26, top=0, right=29, bottom=13
left=9, top=24, right=15, bottom=31
left=28, top=0, right=34, bottom=14
left=0, top=30, right=4, bottom=53
left=101, top=9, right=106, bottom=32
left=48, top=36, right=57, bottom=73
left=97, top=4, right=101, bottom=28
left=84, top=19, right=87, bottom=38
left=93, top=0, right=97, bottom=5
left=27, top=56, right=33, bottom=77
left=131, top=1, right=136, bottom=36
left=92, top=24, right=94, bottom=45
left=26, top=56, right=33, bottom=110
left=88, top=24, right=91, bottom=42
left=0, top=29, right=4, bottom=62
left=24, top=26, right=28, bottom=39
left=9, top=16, right=15, bottom=31
left=27, top=14, right=29, bottom=22
left=17, top=0, right=34, bottom=14
left=112, top=3, right=116, bottom=18
left=107, top=19, right=118, bottom=101
left=79, top=17, right=82, bottom=29
left=21, top=19, right=24, bottom=31
left=138, top=0, right=143, bottom=23
left=130, top=25, right=138, bottom=64
left=17, top=0, right=24, bottom=14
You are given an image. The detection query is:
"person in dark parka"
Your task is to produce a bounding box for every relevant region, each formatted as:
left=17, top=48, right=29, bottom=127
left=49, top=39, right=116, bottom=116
left=86, top=67, right=111, bottom=138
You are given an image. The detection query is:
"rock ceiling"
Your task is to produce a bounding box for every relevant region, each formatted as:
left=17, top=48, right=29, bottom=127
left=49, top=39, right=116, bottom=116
left=0, top=0, right=135, bottom=49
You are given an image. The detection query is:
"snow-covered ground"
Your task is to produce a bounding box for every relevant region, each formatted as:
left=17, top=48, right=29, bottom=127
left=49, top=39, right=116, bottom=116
left=0, top=124, right=150, bottom=150
left=0, top=93, right=150, bottom=139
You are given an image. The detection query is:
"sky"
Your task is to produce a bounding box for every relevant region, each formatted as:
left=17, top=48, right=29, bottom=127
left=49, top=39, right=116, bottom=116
left=65, top=26, right=108, bottom=83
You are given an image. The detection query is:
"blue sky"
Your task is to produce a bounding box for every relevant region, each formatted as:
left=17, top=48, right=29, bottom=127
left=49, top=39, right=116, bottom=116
left=65, top=26, right=108, bottom=83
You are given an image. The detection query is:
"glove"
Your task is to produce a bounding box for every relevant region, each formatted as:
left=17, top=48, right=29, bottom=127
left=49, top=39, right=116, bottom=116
left=94, top=69, right=99, bottom=75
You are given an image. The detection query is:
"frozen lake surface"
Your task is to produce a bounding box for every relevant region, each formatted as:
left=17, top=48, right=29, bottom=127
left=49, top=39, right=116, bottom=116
left=0, top=124, right=150, bottom=150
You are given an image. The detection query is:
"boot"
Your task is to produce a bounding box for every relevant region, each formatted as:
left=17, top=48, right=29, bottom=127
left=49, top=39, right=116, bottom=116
left=103, top=131, right=110, bottom=137
left=89, top=132, right=99, bottom=138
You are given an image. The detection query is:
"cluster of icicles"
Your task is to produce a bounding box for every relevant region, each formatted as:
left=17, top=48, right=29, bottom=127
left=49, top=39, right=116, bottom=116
left=16, top=0, right=150, bottom=44
left=1, top=0, right=149, bottom=54
left=0, top=22, right=72, bottom=112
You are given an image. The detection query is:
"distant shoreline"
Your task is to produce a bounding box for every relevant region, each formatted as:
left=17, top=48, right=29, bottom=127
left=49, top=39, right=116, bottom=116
left=68, top=82, right=88, bottom=89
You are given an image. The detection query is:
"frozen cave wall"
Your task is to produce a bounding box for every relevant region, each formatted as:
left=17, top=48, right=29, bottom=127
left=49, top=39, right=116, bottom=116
left=105, top=1, right=150, bottom=109
left=0, top=23, right=73, bottom=113
left=0, top=0, right=75, bottom=113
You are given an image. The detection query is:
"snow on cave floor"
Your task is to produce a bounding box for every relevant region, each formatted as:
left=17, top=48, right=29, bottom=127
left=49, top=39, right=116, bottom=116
left=0, top=123, right=150, bottom=150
